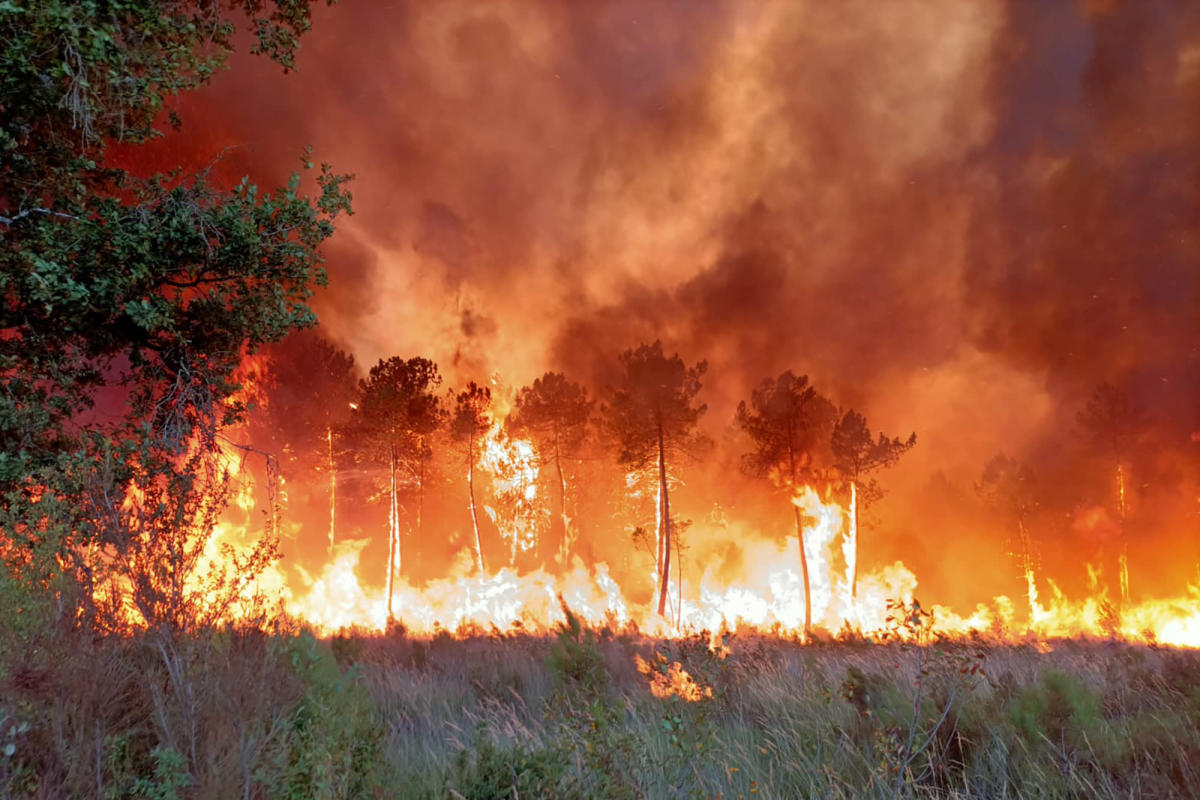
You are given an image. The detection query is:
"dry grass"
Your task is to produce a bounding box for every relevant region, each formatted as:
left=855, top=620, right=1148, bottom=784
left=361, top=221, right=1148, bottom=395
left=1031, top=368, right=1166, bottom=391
left=2, top=620, right=1199, bottom=798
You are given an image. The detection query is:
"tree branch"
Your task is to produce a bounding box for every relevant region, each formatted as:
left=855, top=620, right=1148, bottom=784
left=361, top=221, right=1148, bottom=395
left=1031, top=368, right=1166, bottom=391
left=0, top=207, right=83, bottom=226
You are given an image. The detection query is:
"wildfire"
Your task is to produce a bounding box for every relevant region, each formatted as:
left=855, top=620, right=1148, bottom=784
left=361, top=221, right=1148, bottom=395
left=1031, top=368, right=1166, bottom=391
left=151, top=464, right=1200, bottom=650
left=93, top=362, right=1200, bottom=649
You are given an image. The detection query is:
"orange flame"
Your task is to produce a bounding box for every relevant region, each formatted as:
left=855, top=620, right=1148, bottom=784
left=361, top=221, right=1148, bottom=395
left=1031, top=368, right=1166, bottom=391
left=635, top=652, right=713, bottom=702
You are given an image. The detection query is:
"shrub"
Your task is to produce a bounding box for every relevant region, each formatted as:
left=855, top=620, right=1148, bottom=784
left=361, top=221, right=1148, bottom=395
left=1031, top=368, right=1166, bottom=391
left=546, top=606, right=607, bottom=697
left=449, top=722, right=570, bottom=800
left=260, top=632, right=384, bottom=799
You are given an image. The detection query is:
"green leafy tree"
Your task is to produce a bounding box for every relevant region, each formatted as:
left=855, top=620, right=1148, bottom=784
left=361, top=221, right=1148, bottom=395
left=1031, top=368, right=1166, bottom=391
left=506, top=372, right=593, bottom=568
left=451, top=382, right=493, bottom=576
left=604, top=341, right=707, bottom=619
left=347, top=357, right=444, bottom=618
left=0, top=0, right=350, bottom=629
left=735, top=371, right=836, bottom=634
left=831, top=410, right=916, bottom=599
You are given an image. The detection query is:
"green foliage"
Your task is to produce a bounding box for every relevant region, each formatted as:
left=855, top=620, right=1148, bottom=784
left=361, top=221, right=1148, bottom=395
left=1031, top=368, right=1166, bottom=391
left=99, top=735, right=188, bottom=800
left=450, top=722, right=570, bottom=800
left=4, top=625, right=1199, bottom=798
left=130, top=746, right=189, bottom=800
left=263, top=632, right=384, bottom=799
left=546, top=606, right=607, bottom=697
left=0, top=0, right=352, bottom=633
left=1009, top=668, right=1103, bottom=747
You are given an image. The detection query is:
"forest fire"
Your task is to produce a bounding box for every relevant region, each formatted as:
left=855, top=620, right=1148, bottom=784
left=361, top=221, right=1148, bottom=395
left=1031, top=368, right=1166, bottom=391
left=4, top=1, right=1200, bottom=796
left=151, top=399, right=1199, bottom=650
left=79, top=340, right=1196, bottom=650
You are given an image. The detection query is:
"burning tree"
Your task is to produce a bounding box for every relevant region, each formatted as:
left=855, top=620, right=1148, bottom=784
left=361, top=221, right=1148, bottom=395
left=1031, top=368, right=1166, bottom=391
left=480, top=425, right=541, bottom=569
left=605, top=342, right=707, bottom=619
left=253, top=331, right=359, bottom=551
left=506, top=372, right=593, bottom=567
left=1077, top=382, right=1144, bottom=603
left=831, top=409, right=916, bottom=600
left=976, top=453, right=1043, bottom=622
left=348, top=357, right=445, bottom=618
left=451, top=382, right=493, bottom=576
left=735, top=371, right=836, bottom=635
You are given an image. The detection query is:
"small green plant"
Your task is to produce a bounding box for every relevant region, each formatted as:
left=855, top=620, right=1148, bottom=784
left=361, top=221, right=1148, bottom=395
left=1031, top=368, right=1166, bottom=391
left=1009, top=668, right=1103, bottom=748
left=261, top=632, right=384, bottom=799
left=546, top=603, right=607, bottom=697
left=450, top=721, right=569, bottom=799
left=130, top=746, right=189, bottom=800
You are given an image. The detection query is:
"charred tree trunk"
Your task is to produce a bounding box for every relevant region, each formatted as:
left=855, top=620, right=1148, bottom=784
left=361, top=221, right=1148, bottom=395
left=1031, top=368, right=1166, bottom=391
left=786, top=432, right=812, bottom=635
left=655, top=478, right=664, bottom=599
left=657, top=421, right=671, bottom=619
left=1116, top=462, right=1129, bottom=604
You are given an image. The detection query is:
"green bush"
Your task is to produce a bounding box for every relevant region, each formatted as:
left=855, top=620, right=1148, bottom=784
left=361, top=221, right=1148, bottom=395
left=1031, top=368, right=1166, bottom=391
left=546, top=607, right=607, bottom=697
left=1009, top=668, right=1104, bottom=749
left=449, top=722, right=570, bottom=800
left=261, top=632, right=384, bottom=799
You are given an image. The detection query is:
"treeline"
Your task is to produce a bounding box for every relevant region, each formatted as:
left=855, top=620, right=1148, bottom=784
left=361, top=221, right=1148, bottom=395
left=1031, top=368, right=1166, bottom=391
left=256, top=332, right=917, bottom=631
left=260, top=329, right=1174, bottom=629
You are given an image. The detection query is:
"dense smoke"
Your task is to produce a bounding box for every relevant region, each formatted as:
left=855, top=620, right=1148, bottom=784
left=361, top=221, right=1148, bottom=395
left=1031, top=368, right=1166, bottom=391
left=150, top=0, right=1198, bottom=611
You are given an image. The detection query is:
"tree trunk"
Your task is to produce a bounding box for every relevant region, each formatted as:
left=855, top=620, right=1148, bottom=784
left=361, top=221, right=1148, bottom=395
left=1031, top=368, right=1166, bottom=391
left=676, top=522, right=683, bottom=626
left=468, top=441, right=485, bottom=575
left=1116, top=462, right=1129, bottom=604
left=657, top=422, right=671, bottom=619
left=386, top=444, right=397, bottom=620
left=1017, top=516, right=1042, bottom=623
left=554, top=435, right=569, bottom=568
left=655, top=478, right=664, bottom=597
left=327, top=425, right=336, bottom=553
left=793, top=504, right=812, bottom=636
left=786, top=432, right=812, bottom=635
left=848, top=480, right=858, bottom=601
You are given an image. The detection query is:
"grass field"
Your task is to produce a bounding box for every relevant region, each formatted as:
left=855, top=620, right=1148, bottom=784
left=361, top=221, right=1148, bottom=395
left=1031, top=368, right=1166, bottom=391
left=3, top=616, right=1200, bottom=798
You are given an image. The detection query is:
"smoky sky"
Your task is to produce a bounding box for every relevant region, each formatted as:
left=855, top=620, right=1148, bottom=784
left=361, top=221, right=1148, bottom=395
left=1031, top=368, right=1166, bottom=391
left=159, top=0, right=1197, bottom=538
